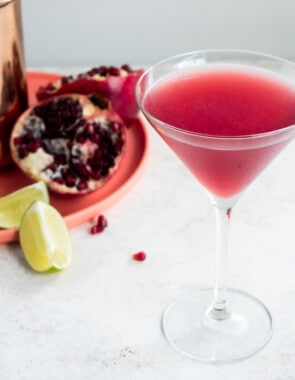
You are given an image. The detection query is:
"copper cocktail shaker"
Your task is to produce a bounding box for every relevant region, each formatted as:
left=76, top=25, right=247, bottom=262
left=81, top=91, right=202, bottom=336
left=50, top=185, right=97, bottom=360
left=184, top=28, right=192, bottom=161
left=0, top=0, right=27, bottom=167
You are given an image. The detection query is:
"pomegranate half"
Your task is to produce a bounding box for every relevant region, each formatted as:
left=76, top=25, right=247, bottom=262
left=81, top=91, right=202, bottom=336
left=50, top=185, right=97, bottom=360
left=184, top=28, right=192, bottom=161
left=10, top=94, right=127, bottom=195
left=36, top=65, right=144, bottom=123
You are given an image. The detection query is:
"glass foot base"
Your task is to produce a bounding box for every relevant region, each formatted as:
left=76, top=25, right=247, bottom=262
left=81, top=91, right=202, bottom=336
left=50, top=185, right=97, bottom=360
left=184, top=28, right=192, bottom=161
left=162, top=288, right=273, bottom=363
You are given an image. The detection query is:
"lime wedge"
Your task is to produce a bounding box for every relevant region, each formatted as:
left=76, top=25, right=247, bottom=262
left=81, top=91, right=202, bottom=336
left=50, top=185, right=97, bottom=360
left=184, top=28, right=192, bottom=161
left=0, top=181, right=49, bottom=229
left=19, top=200, right=72, bottom=272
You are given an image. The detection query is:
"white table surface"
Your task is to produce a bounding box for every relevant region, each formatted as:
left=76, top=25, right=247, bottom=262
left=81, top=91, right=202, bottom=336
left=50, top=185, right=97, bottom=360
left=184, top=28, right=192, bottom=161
left=1, top=68, right=295, bottom=379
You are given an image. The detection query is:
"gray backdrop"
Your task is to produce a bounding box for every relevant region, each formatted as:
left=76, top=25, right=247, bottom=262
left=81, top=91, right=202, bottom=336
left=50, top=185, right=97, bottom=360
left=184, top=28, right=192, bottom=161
left=21, top=0, right=295, bottom=68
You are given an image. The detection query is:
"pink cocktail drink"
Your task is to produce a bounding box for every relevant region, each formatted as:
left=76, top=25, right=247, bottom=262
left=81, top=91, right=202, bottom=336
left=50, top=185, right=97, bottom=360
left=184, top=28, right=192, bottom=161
left=144, top=66, right=295, bottom=198
left=136, top=51, right=295, bottom=363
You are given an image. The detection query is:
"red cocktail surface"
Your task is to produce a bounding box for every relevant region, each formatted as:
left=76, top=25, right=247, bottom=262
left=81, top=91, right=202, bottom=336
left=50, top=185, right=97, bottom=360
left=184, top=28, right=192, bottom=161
left=144, top=66, right=295, bottom=198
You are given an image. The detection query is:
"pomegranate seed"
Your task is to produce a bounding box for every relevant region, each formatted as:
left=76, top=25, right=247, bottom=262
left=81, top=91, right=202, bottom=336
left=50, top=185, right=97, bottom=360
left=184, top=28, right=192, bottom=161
left=97, top=66, right=108, bottom=76
left=54, top=153, right=67, bottom=165
left=90, top=214, right=108, bottom=234
left=121, top=64, right=132, bottom=73
left=13, top=136, right=24, bottom=146
left=85, top=123, right=94, bottom=136
left=97, top=214, right=107, bottom=229
left=132, top=251, right=146, bottom=261
left=62, top=170, right=76, bottom=187
left=77, top=180, right=88, bottom=191
left=110, top=121, right=121, bottom=133
left=76, top=134, right=87, bottom=143
left=27, top=139, right=43, bottom=153
left=46, top=83, right=55, bottom=91
left=61, top=76, right=69, bottom=84
left=18, top=145, right=29, bottom=158
left=53, top=178, right=64, bottom=185
left=24, top=132, right=34, bottom=142
left=109, top=66, right=120, bottom=76
left=88, top=94, right=108, bottom=109
left=90, top=225, right=104, bottom=234
left=90, top=171, right=101, bottom=180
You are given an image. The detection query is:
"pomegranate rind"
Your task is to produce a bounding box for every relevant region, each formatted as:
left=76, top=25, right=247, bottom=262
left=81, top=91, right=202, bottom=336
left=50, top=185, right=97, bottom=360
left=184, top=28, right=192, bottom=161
left=10, top=94, right=127, bottom=195
left=36, top=66, right=144, bottom=122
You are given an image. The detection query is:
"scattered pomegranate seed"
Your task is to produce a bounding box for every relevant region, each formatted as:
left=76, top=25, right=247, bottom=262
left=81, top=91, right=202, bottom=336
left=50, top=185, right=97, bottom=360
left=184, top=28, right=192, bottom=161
left=132, top=251, right=146, bottom=261
left=90, top=214, right=108, bottom=234
left=97, top=214, right=108, bottom=229
left=90, top=225, right=103, bottom=234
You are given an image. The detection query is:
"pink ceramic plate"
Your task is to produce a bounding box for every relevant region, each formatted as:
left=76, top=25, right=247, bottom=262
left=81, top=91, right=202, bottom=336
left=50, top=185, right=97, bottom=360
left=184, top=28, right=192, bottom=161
left=0, top=71, right=149, bottom=242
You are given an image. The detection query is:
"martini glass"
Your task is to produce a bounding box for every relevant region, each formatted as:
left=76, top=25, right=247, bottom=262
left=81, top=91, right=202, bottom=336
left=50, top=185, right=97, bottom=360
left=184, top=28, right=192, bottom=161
left=135, top=50, right=295, bottom=363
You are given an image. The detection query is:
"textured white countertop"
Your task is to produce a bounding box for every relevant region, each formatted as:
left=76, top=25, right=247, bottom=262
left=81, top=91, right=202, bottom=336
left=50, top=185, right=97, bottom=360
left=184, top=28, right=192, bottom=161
left=1, top=68, right=295, bottom=379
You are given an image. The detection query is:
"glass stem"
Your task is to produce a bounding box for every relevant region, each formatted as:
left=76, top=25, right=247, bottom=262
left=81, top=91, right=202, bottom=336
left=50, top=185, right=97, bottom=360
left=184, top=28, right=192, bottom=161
left=210, top=204, right=232, bottom=320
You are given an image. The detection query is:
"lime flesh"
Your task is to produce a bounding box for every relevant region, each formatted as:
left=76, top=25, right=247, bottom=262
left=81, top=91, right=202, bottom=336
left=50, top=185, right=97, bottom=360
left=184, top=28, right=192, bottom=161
left=19, top=200, right=72, bottom=272
left=0, top=181, right=49, bottom=229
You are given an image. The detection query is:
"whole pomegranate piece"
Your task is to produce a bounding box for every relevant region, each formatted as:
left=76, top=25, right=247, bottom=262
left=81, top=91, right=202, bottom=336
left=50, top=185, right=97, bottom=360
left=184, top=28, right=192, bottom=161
left=10, top=94, right=127, bottom=195
left=36, top=64, right=144, bottom=123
